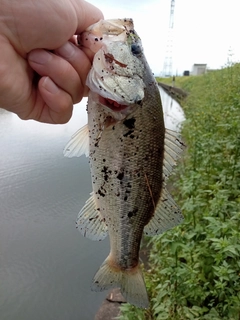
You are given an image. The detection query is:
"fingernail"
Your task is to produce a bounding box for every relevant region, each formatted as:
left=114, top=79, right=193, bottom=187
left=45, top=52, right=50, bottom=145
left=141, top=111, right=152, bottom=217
left=42, top=77, right=59, bottom=94
left=29, top=50, right=51, bottom=64
left=56, top=42, right=76, bottom=59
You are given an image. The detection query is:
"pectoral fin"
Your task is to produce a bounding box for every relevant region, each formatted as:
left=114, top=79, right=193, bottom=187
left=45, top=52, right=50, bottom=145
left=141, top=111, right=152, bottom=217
left=63, top=124, right=89, bottom=158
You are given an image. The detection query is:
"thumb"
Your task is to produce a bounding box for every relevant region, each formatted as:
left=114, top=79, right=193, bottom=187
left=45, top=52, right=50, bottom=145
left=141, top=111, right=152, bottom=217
left=71, top=0, right=104, bottom=34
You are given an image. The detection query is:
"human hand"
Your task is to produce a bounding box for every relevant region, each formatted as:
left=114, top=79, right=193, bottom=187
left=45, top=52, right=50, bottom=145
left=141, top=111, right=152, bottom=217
left=0, top=0, right=103, bottom=124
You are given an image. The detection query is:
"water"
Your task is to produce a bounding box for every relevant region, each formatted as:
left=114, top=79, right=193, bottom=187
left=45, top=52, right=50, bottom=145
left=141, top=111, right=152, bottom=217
left=0, top=101, right=109, bottom=320
left=0, top=92, right=184, bottom=320
left=159, top=87, right=185, bottom=131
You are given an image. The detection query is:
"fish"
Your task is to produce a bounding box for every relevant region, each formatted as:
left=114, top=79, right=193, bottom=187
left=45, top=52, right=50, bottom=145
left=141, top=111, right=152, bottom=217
left=64, top=18, right=185, bottom=309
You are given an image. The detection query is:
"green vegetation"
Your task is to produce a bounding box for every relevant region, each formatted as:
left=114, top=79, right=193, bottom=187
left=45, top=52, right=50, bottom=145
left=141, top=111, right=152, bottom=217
left=119, top=63, right=240, bottom=319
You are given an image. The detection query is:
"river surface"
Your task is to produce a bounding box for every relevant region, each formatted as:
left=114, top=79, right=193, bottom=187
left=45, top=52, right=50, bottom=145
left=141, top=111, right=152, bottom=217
left=0, top=91, right=184, bottom=320
left=0, top=100, right=109, bottom=320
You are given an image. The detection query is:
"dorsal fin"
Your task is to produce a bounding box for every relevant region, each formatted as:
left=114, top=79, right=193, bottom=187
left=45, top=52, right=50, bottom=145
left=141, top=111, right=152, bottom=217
left=144, top=129, right=185, bottom=236
left=144, top=187, right=184, bottom=236
left=63, top=124, right=89, bottom=158
left=162, top=129, right=185, bottom=183
left=76, top=193, right=108, bottom=241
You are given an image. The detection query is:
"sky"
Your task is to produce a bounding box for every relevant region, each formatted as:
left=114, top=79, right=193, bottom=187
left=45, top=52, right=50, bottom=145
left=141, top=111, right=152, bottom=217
left=88, top=0, right=240, bottom=75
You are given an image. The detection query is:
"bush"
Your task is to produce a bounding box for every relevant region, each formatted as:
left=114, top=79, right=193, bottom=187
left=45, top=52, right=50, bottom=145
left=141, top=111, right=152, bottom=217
left=119, top=63, right=240, bottom=319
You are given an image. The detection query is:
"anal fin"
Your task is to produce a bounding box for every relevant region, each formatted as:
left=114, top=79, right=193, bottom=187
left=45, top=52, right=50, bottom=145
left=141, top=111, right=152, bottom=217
left=76, top=193, right=108, bottom=241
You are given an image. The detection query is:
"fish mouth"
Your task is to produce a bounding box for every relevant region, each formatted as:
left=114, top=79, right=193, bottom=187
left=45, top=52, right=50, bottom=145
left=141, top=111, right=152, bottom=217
left=98, top=95, right=129, bottom=111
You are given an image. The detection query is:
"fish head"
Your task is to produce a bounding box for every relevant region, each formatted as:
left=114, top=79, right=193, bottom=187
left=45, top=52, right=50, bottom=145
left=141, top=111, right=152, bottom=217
left=79, top=19, right=145, bottom=112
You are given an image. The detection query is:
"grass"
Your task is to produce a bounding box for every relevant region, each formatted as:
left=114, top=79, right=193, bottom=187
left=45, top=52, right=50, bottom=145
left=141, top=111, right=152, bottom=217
left=118, top=63, right=240, bottom=319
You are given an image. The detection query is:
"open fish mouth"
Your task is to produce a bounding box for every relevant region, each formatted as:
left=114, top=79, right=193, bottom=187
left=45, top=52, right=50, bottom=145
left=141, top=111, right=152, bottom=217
left=98, top=96, right=143, bottom=111
left=101, top=97, right=128, bottom=111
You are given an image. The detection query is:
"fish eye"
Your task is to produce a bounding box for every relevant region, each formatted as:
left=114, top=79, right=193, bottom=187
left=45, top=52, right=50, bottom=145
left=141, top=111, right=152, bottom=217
left=131, top=44, right=142, bottom=55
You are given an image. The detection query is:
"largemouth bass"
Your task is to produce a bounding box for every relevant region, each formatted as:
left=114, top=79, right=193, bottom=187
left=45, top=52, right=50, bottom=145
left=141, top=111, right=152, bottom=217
left=64, top=18, right=185, bottom=308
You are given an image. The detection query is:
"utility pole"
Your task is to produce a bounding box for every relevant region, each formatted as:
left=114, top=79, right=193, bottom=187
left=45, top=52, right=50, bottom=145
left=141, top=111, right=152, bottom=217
left=162, top=0, right=175, bottom=77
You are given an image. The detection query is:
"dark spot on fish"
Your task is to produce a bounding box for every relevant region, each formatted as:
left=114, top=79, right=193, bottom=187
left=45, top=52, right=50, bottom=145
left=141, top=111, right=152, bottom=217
left=101, top=166, right=108, bottom=174
left=123, top=117, right=136, bottom=129
left=103, top=159, right=106, bottom=162
left=130, top=134, right=135, bottom=139
left=127, top=208, right=138, bottom=218
left=123, top=129, right=134, bottom=137
left=112, top=126, right=115, bottom=130
left=98, top=189, right=105, bottom=197
left=117, top=172, right=124, bottom=180
left=124, top=195, right=128, bottom=201
left=89, top=216, right=98, bottom=221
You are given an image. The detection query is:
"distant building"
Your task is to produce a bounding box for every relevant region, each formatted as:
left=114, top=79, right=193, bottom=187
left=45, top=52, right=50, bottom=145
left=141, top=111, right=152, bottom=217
left=192, top=64, right=207, bottom=75
left=183, top=70, right=190, bottom=76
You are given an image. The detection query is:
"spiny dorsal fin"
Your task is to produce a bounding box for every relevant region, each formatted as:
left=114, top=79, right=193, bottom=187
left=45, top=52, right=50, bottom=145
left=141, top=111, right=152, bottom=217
left=63, top=124, right=89, bottom=158
left=144, top=187, right=183, bottom=236
left=76, top=193, right=108, bottom=241
left=163, top=129, right=185, bottom=183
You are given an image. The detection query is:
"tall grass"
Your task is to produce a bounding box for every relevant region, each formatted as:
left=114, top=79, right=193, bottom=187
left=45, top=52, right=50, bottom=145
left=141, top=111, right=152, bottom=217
left=119, top=63, right=240, bottom=319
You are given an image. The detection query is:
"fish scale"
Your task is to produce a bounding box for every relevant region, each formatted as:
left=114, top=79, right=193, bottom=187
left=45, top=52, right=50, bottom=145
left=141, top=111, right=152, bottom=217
left=64, top=18, right=185, bottom=308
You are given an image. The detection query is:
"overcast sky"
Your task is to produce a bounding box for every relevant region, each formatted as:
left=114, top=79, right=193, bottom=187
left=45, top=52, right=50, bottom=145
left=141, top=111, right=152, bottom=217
left=88, top=0, right=240, bottom=75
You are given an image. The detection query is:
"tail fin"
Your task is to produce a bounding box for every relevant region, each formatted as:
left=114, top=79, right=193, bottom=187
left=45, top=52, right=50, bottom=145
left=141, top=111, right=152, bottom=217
left=91, top=256, right=149, bottom=309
